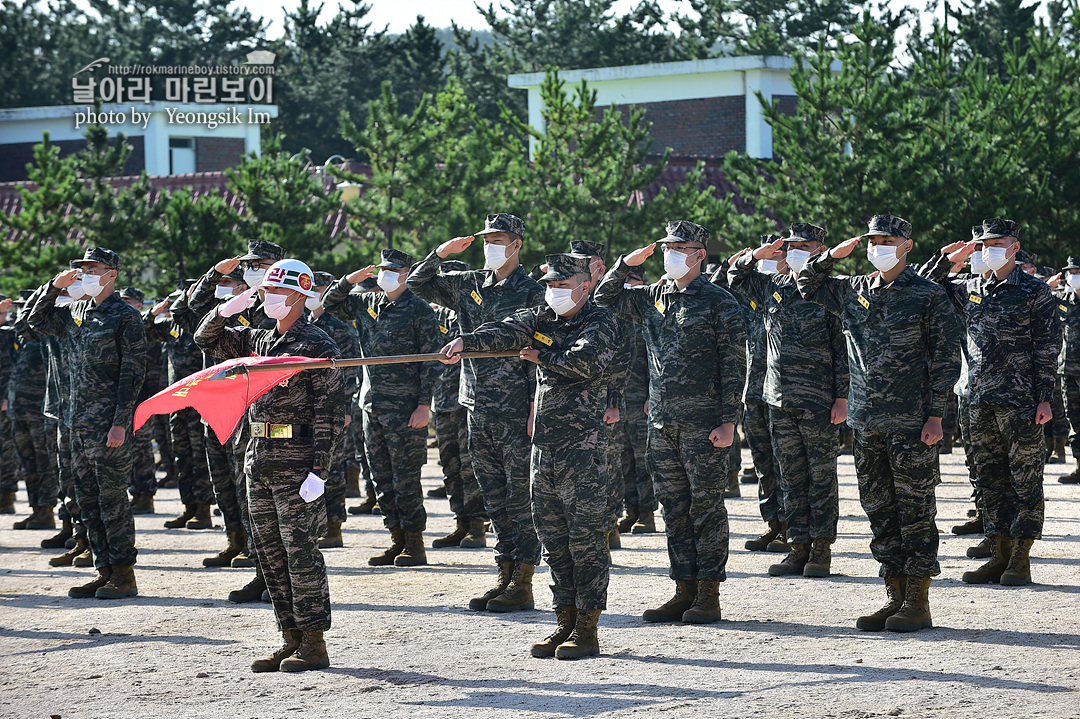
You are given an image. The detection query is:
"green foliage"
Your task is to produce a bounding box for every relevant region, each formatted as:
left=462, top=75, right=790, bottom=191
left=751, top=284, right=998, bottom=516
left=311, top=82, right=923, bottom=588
left=675, top=0, right=861, bottom=57
left=158, top=191, right=243, bottom=285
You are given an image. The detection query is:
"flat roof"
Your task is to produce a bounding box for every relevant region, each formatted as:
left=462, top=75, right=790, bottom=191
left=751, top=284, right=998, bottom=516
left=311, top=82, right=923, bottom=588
left=508, top=55, right=801, bottom=87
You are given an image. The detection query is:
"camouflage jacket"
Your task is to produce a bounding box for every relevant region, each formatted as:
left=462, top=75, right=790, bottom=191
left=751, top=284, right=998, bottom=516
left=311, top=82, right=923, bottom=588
left=460, top=300, right=619, bottom=450
left=730, top=255, right=849, bottom=411
left=407, top=253, right=543, bottom=419
left=742, top=301, right=767, bottom=406
left=194, top=311, right=344, bottom=472
left=604, top=314, right=633, bottom=411
left=432, top=306, right=462, bottom=413
left=310, top=309, right=361, bottom=398
left=595, top=258, right=746, bottom=430
left=27, top=284, right=148, bottom=434
left=1054, top=289, right=1080, bottom=377
left=797, top=256, right=959, bottom=432
left=621, top=325, right=650, bottom=416
left=186, top=266, right=273, bottom=332
left=322, top=281, right=440, bottom=416
left=923, top=258, right=1060, bottom=406
left=42, top=334, right=70, bottom=423
left=0, top=325, right=14, bottom=401
left=143, top=313, right=204, bottom=386
left=7, top=323, right=48, bottom=421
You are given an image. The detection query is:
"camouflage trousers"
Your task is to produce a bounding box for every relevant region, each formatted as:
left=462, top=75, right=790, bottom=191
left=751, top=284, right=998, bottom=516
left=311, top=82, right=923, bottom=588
left=324, top=424, right=348, bottom=525
left=620, top=409, right=657, bottom=515
left=128, top=417, right=157, bottom=497
left=467, top=410, right=541, bottom=566
left=956, top=395, right=981, bottom=506
left=604, top=420, right=624, bottom=528
left=435, top=408, right=485, bottom=521
left=205, top=424, right=244, bottom=535
left=1046, top=374, right=1069, bottom=440
left=247, top=467, right=331, bottom=632
left=1062, top=375, right=1080, bottom=459
left=54, top=420, right=79, bottom=523
left=151, top=413, right=175, bottom=477
left=531, top=445, right=609, bottom=611
left=743, top=402, right=782, bottom=523
left=364, top=409, right=427, bottom=532
left=171, top=408, right=213, bottom=506
left=853, top=430, right=940, bottom=578
left=0, top=412, right=17, bottom=493
left=728, top=410, right=743, bottom=474
left=647, top=423, right=730, bottom=581
left=12, top=417, right=58, bottom=508
left=348, top=408, right=375, bottom=498
left=941, top=392, right=959, bottom=437
left=968, top=404, right=1045, bottom=539
left=70, top=428, right=137, bottom=569
left=768, top=406, right=839, bottom=543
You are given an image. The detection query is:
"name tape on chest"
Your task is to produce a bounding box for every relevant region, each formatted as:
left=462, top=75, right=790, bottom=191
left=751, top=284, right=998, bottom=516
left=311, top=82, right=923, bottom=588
left=471, top=290, right=483, bottom=306
left=439, top=325, right=449, bottom=334
left=750, top=300, right=757, bottom=311
left=73, top=316, right=83, bottom=327
left=654, top=300, right=666, bottom=315
left=857, top=294, right=870, bottom=310
left=237, top=315, right=250, bottom=326
left=773, top=291, right=783, bottom=303
left=533, top=331, right=553, bottom=346
left=1060, top=304, right=1069, bottom=313
left=367, top=306, right=378, bottom=320
left=169, top=328, right=180, bottom=338
left=968, top=294, right=982, bottom=305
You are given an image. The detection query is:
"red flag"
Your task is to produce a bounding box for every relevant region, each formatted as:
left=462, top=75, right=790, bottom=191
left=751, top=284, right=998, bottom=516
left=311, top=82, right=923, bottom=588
left=134, top=355, right=330, bottom=444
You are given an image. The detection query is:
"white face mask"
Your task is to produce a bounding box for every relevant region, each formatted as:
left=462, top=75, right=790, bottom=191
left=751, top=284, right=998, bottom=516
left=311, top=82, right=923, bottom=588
left=80, top=273, right=106, bottom=298
left=545, top=283, right=584, bottom=316
left=243, top=267, right=266, bottom=288
left=785, top=249, right=812, bottom=274
left=377, top=269, right=403, bottom=293
left=1068, top=274, right=1080, bottom=290
left=305, top=293, right=323, bottom=311
left=758, top=259, right=778, bottom=274
left=263, top=293, right=294, bottom=320
left=867, top=244, right=903, bottom=273
left=215, top=285, right=235, bottom=300
left=485, top=241, right=518, bottom=271
left=969, top=251, right=989, bottom=275
left=67, top=278, right=86, bottom=301
left=982, top=245, right=1012, bottom=272
left=623, top=282, right=636, bottom=290
left=55, top=296, right=73, bottom=307
left=664, top=248, right=700, bottom=280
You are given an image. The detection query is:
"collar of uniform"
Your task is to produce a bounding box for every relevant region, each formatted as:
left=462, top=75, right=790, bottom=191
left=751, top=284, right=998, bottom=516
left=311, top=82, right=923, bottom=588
left=481, top=264, right=528, bottom=289
left=375, top=287, right=417, bottom=309
left=982, top=264, right=1025, bottom=292
left=869, top=265, right=916, bottom=291
left=88, top=291, right=123, bottom=312
left=663, top=273, right=709, bottom=295
left=542, top=299, right=595, bottom=326
left=274, top=314, right=309, bottom=345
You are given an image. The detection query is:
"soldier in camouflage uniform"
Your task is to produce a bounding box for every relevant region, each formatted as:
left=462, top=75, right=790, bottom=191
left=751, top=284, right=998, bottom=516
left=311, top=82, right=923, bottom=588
left=731, top=225, right=849, bottom=578
left=408, top=213, right=545, bottom=612
left=798, top=215, right=959, bottom=632
left=117, top=288, right=159, bottom=516
left=596, top=220, right=746, bottom=625
left=924, top=219, right=1059, bottom=588
left=0, top=295, right=17, bottom=515
left=324, top=249, right=441, bottom=567
left=197, top=258, right=344, bottom=673
left=8, top=291, right=58, bottom=530
left=443, top=253, right=619, bottom=659
left=1056, top=256, right=1080, bottom=484
left=306, top=271, right=361, bottom=549
left=706, top=259, right=747, bottom=498
left=428, top=260, right=488, bottom=549
left=616, top=266, right=658, bottom=534
left=28, top=247, right=148, bottom=600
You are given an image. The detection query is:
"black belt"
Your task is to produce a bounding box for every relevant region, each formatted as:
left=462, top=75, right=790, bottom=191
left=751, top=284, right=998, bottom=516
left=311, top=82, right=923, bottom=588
left=249, top=422, right=313, bottom=439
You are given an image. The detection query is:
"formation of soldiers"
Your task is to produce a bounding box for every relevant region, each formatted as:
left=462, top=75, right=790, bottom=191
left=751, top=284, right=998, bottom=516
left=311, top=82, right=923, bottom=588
left=1, top=211, right=1076, bottom=671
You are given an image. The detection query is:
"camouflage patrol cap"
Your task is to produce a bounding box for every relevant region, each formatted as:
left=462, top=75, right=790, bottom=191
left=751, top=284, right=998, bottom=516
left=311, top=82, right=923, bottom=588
left=238, top=239, right=285, bottom=262
left=176, top=278, right=197, bottom=292
left=1063, top=256, right=1080, bottom=271
left=475, top=213, right=525, bottom=239
left=441, top=260, right=470, bottom=273
left=1015, top=249, right=1035, bottom=266
left=376, top=248, right=415, bottom=271
left=970, top=225, right=983, bottom=241
left=627, top=266, right=646, bottom=282
left=761, top=234, right=783, bottom=245
left=13, top=289, right=34, bottom=305
left=705, top=263, right=721, bottom=277
left=659, top=220, right=709, bottom=246
left=865, top=215, right=912, bottom=239
left=569, top=240, right=606, bottom=260
left=539, top=254, right=591, bottom=283
left=119, top=287, right=145, bottom=302
left=225, top=267, right=245, bottom=282
left=312, top=271, right=336, bottom=288
left=785, top=223, right=827, bottom=243
left=976, top=218, right=1019, bottom=240
left=72, top=247, right=122, bottom=271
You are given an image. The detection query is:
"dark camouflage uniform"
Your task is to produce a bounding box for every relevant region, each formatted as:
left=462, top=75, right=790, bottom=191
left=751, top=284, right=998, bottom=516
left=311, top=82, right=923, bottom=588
left=926, top=254, right=1059, bottom=539
left=596, top=251, right=745, bottom=583
left=0, top=325, right=16, bottom=496
left=323, top=279, right=440, bottom=533
left=407, top=250, right=544, bottom=566
left=619, top=325, right=656, bottom=515
left=460, top=285, right=619, bottom=610
left=42, top=329, right=76, bottom=522
left=730, top=252, right=848, bottom=542
left=8, top=316, right=58, bottom=509
left=433, top=306, right=485, bottom=521
left=128, top=337, right=161, bottom=498
left=195, top=310, right=343, bottom=633
left=1055, top=280, right=1080, bottom=460
left=799, top=251, right=959, bottom=578
left=28, top=281, right=147, bottom=571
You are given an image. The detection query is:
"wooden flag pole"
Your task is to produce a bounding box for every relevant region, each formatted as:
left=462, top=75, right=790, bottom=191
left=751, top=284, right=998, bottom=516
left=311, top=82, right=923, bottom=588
left=215, top=350, right=521, bottom=377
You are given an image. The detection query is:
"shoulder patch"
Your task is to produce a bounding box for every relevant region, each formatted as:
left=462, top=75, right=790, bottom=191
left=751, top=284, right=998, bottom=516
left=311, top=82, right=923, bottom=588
left=857, top=294, right=870, bottom=310
left=533, top=331, right=553, bottom=346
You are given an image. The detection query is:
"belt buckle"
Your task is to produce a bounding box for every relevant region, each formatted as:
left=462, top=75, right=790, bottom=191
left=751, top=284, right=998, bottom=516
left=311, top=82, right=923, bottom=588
left=251, top=422, right=266, bottom=438
left=269, top=423, right=293, bottom=439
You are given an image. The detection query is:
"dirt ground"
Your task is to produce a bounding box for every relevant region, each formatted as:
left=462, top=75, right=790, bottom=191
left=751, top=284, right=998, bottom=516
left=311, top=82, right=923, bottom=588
left=1, top=446, right=1078, bottom=719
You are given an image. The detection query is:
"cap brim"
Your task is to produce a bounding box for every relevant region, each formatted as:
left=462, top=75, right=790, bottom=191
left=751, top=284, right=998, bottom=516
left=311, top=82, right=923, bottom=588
left=539, top=271, right=576, bottom=283
left=238, top=252, right=274, bottom=261
left=474, top=228, right=520, bottom=237
left=657, top=235, right=704, bottom=246
left=862, top=229, right=892, bottom=236
left=979, top=232, right=1013, bottom=240
left=376, top=262, right=410, bottom=270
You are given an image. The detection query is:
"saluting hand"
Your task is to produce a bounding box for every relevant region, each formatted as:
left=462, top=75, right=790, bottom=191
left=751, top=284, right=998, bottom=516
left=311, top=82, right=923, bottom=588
left=752, top=238, right=785, bottom=261
left=0, top=298, right=12, bottom=314
left=151, top=299, right=170, bottom=316
left=829, top=235, right=863, bottom=259
left=947, top=241, right=978, bottom=266
left=709, top=423, right=735, bottom=448
left=624, top=243, right=656, bottom=267
left=1046, top=272, right=1062, bottom=289
left=346, top=265, right=376, bottom=285
left=52, top=269, right=79, bottom=289
left=437, top=236, right=474, bottom=259
left=214, top=256, right=243, bottom=275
